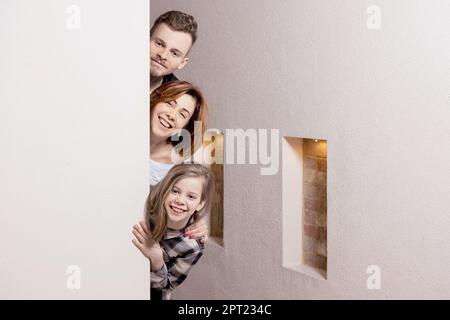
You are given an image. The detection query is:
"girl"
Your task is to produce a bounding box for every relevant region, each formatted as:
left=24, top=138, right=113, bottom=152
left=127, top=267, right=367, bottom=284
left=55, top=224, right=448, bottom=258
left=132, top=164, right=214, bottom=300
left=150, top=81, right=209, bottom=242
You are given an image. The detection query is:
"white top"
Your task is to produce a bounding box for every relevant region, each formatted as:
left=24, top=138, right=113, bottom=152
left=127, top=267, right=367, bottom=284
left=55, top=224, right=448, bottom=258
left=149, top=146, right=212, bottom=187
left=149, top=159, right=175, bottom=187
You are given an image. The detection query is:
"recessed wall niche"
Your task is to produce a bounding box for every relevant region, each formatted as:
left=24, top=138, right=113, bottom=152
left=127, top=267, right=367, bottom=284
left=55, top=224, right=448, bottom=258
left=206, top=130, right=224, bottom=247
left=210, top=161, right=223, bottom=245
left=282, top=137, right=327, bottom=280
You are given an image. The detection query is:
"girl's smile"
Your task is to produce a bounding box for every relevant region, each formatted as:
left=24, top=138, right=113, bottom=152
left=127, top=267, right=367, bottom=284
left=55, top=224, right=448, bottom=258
left=164, top=177, right=205, bottom=230
left=168, top=203, right=187, bottom=214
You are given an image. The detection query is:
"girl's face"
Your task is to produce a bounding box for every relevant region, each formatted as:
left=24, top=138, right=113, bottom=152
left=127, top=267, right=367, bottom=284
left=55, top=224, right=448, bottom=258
left=164, top=176, right=205, bottom=230
left=151, top=93, right=197, bottom=140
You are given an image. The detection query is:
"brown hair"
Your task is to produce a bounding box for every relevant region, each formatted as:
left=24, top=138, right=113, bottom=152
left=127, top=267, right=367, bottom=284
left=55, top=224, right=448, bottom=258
left=150, top=80, right=207, bottom=157
left=145, top=164, right=214, bottom=243
left=150, top=10, right=198, bottom=46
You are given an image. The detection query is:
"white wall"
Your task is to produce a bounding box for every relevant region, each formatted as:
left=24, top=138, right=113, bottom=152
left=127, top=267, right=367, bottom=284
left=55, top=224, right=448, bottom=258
left=151, top=0, right=450, bottom=299
left=0, top=0, right=149, bottom=299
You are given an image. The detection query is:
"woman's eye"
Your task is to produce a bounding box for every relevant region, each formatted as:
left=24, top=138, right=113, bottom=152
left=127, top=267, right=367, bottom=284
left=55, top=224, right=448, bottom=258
left=188, top=195, right=196, bottom=200
left=179, top=112, right=187, bottom=119
left=171, top=189, right=179, bottom=194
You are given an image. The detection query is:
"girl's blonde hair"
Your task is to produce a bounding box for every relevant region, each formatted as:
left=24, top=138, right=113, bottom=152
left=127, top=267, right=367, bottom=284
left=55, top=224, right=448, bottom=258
left=145, top=164, right=213, bottom=243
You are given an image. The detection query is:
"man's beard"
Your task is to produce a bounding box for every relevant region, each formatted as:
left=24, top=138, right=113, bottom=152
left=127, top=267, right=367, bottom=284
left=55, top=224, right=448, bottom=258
left=150, top=68, right=165, bottom=78
left=150, top=58, right=169, bottom=78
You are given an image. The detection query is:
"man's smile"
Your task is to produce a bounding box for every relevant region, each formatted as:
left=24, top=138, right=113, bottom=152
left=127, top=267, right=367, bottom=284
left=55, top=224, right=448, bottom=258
left=151, top=58, right=167, bottom=69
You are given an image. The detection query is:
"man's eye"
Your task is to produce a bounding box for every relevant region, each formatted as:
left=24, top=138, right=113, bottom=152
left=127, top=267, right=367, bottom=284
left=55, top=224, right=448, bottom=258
left=171, top=51, right=179, bottom=57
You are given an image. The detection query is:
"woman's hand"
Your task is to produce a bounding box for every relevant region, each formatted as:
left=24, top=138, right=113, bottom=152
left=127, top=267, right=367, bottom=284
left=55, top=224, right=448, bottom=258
left=184, top=216, right=209, bottom=243
left=132, top=220, right=163, bottom=263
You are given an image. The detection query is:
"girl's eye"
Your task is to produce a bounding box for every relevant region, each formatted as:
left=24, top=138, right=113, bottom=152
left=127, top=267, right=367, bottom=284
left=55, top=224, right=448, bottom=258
left=171, top=189, right=179, bottom=194
left=179, top=112, right=187, bottom=119
left=188, top=195, right=196, bottom=200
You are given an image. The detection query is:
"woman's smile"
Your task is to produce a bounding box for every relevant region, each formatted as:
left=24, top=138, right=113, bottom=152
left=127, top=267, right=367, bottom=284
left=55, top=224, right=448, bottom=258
left=151, top=94, right=197, bottom=138
left=158, top=115, right=173, bottom=129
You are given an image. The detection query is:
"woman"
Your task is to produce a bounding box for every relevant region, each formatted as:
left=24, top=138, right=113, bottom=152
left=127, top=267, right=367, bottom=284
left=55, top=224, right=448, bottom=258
left=149, top=80, right=209, bottom=241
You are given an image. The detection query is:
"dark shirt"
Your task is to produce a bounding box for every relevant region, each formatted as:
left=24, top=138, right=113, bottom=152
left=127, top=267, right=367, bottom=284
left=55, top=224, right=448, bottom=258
left=162, top=73, right=178, bottom=84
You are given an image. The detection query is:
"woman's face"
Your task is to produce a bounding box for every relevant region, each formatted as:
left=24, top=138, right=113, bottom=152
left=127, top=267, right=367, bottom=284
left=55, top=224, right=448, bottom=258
left=164, top=176, right=205, bottom=230
left=151, top=93, right=197, bottom=140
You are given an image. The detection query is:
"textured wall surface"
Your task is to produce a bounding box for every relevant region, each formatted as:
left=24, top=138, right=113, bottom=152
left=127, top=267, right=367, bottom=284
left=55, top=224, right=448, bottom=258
left=151, top=0, right=450, bottom=299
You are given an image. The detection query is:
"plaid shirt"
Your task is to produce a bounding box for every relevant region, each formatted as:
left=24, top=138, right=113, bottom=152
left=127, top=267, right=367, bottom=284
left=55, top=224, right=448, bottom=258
left=150, top=219, right=204, bottom=300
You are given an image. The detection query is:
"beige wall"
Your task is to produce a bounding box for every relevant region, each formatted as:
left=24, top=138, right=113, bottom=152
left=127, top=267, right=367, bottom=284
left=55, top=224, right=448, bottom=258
left=151, top=0, right=450, bottom=299
left=1, top=0, right=448, bottom=300
left=0, top=0, right=149, bottom=299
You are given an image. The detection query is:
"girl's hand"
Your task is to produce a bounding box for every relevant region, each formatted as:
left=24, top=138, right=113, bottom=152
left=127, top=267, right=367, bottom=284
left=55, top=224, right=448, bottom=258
left=132, top=220, right=162, bottom=261
left=184, top=216, right=209, bottom=243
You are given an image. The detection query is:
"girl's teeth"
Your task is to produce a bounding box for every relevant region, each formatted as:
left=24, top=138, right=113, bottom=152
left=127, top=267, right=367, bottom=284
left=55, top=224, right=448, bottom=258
left=172, top=206, right=184, bottom=213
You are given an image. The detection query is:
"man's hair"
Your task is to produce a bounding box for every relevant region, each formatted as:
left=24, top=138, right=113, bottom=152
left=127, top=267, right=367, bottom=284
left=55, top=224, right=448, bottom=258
left=150, top=10, right=198, bottom=46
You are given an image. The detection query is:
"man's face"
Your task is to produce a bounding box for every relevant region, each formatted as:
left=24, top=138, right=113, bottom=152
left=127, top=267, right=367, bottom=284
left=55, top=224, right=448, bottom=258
left=150, top=23, right=193, bottom=78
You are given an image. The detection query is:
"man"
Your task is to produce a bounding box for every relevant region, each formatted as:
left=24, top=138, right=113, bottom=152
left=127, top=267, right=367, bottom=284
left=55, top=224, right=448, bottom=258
left=150, top=11, right=198, bottom=93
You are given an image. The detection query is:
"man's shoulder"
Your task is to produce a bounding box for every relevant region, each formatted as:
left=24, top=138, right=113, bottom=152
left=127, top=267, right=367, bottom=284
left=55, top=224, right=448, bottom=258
left=162, top=73, right=179, bottom=84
